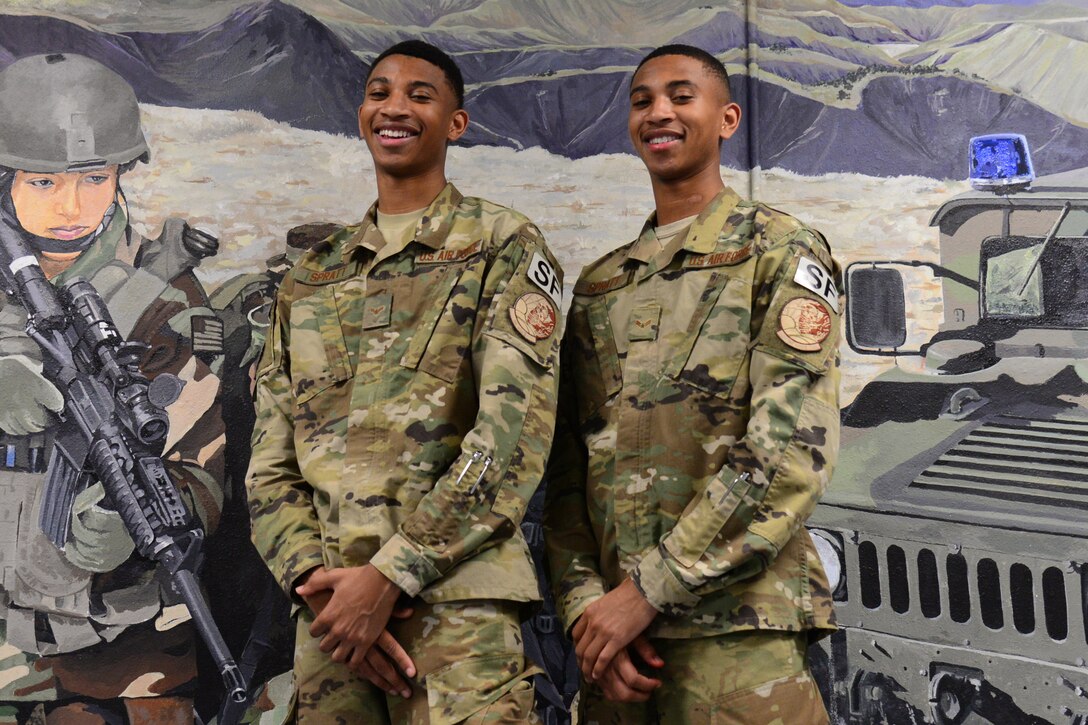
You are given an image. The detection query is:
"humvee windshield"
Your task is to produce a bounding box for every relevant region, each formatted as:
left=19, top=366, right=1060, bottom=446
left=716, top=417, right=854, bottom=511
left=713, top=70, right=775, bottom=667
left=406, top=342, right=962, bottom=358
left=982, top=208, right=1088, bottom=325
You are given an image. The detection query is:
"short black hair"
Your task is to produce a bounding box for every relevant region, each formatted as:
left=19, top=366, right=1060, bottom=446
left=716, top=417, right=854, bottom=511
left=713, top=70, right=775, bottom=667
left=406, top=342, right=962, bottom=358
left=367, top=40, right=465, bottom=109
left=633, top=44, right=732, bottom=102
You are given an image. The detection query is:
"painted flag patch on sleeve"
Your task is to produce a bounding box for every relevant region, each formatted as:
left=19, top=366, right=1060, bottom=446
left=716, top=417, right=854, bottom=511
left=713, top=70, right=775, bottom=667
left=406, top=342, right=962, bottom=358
left=528, top=251, right=563, bottom=308
left=794, top=256, right=840, bottom=313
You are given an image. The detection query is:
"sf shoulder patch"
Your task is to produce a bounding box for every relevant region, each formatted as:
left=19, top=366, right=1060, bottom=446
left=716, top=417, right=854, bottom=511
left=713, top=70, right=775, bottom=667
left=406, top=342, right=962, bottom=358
left=777, top=297, right=832, bottom=352
left=527, top=250, right=563, bottom=308
left=510, top=292, right=557, bottom=341
left=793, top=256, right=839, bottom=313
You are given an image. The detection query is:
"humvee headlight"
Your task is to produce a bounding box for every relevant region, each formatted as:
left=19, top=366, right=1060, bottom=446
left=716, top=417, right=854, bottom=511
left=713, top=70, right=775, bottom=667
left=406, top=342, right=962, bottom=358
left=968, top=133, right=1034, bottom=193
left=810, top=528, right=847, bottom=602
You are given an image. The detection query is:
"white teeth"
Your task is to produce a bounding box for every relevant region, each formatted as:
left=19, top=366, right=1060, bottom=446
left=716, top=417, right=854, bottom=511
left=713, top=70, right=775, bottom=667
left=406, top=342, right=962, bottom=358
left=648, top=135, right=679, bottom=145
left=379, top=129, right=413, bottom=138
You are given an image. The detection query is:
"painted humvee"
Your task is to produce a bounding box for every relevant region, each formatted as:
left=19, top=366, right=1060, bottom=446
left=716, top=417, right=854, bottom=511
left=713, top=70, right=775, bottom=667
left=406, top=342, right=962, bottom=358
left=808, top=145, right=1088, bottom=725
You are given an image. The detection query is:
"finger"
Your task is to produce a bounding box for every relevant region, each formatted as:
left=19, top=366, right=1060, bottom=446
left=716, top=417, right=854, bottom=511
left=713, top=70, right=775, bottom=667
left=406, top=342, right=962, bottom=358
left=366, top=646, right=412, bottom=698
left=42, top=383, right=64, bottom=413
left=297, top=569, right=331, bottom=595
left=349, top=649, right=397, bottom=695
left=329, top=642, right=353, bottom=664
left=581, top=634, right=608, bottom=681
left=391, top=607, right=414, bottom=620
left=353, top=658, right=395, bottom=695
left=377, top=631, right=417, bottom=678
left=631, top=635, right=664, bottom=668
left=600, top=671, right=648, bottom=704
left=572, top=615, right=587, bottom=643
left=309, top=613, right=332, bottom=639
left=614, top=654, right=661, bottom=693
left=591, top=640, right=621, bottom=682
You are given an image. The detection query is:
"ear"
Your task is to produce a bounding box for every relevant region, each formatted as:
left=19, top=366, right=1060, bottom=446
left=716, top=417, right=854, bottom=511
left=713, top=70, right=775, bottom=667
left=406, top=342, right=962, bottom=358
left=719, top=102, right=742, bottom=142
left=447, top=108, right=469, bottom=143
left=357, top=104, right=366, bottom=139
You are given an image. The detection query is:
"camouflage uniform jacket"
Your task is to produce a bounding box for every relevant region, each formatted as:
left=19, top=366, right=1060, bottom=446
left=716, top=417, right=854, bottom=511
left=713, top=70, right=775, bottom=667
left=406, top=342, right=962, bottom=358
left=0, top=206, right=227, bottom=657
left=247, top=183, right=561, bottom=603
left=544, top=187, right=841, bottom=639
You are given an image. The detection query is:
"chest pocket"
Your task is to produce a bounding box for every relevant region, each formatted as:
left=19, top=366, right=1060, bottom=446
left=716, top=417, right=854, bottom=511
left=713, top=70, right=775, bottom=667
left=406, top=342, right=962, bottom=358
left=399, top=261, right=474, bottom=384
left=568, top=300, right=622, bottom=426
left=289, top=285, right=353, bottom=406
left=663, top=269, right=753, bottom=399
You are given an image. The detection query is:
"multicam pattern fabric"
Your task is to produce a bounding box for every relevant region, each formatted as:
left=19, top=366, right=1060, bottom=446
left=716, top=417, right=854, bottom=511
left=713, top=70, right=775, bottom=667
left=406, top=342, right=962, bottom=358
left=544, top=187, right=841, bottom=639
left=578, top=631, right=827, bottom=724
left=294, top=600, right=540, bottom=725
left=247, top=183, right=561, bottom=604
left=0, top=208, right=226, bottom=709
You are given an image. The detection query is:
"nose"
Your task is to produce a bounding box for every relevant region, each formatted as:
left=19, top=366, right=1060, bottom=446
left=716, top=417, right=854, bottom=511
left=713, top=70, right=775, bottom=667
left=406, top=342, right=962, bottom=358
left=379, top=89, right=410, bottom=118
left=55, top=182, right=80, bottom=219
left=647, top=95, right=675, bottom=123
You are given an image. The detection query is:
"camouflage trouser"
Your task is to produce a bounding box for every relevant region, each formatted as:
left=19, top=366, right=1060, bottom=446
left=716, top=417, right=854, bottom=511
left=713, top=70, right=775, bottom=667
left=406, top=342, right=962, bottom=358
left=579, top=630, right=828, bottom=725
left=294, top=599, right=542, bottom=724
left=0, top=620, right=196, bottom=725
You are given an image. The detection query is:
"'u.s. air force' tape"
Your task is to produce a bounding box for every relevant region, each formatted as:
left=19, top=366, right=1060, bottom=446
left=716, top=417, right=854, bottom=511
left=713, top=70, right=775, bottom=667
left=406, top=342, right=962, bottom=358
left=794, top=256, right=839, bottom=313
left=528, top=251, right=562, bottom=308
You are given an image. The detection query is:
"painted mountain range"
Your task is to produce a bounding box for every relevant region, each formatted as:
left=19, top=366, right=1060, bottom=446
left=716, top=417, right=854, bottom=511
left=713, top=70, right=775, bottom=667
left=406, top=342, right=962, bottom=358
left=1, top=0, right=1087, bottom=178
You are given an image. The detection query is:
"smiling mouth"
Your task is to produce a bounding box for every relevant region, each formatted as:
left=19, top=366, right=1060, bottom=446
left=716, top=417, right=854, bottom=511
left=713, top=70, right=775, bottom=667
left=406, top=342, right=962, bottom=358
left=377, top=128, right=418, bottom=141
left=645, top=133, right=682, bottom=148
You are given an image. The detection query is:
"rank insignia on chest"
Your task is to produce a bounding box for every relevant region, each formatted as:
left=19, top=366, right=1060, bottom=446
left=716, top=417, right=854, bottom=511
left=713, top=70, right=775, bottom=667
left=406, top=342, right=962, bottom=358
left=777, top=297, right=832, bottom=352
left=628, top=301, right=661, bottom=342
left=363, top=292, right=393, bottom=329
left=510, top=292, right=557, bottom=341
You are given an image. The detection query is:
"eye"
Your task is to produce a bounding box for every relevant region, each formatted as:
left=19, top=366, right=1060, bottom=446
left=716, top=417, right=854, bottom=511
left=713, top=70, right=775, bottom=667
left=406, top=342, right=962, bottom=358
left=85, top=174, right=111, bottom=185
left=672, top=94, right=694, bottom=103
left=367, top=89, right=389, bottom=100
left=409, top=93, right=432, bottom=102
left=630, top=97, right=650, bottom=109
left=28, top=178, right=54, bottom=189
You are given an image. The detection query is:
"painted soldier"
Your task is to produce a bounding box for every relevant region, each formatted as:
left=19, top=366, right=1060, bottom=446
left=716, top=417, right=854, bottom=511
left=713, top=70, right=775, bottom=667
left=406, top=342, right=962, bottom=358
left=0, top=54, right=227, bottom=723
left=544, top=44, right=842, bottom=724
left=246, top=40, right=562, bottom=723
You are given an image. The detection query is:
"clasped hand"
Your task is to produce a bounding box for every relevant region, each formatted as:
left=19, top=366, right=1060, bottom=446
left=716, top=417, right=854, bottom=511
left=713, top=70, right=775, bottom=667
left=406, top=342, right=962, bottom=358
left=572, top=578, right=664, bottom=702
left=296, top=564, right=417, bottom=698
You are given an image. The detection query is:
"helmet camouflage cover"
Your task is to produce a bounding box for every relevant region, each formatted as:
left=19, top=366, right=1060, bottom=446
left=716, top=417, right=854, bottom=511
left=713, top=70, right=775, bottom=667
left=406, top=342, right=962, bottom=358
left=0, top=53, right=149, bottom=173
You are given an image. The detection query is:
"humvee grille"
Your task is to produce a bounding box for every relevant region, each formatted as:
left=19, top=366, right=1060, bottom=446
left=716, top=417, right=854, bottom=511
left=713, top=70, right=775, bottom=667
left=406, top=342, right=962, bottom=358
left=848, top=535, right=1088, bottom=664
left=910, top=414, right=1088, bottom=507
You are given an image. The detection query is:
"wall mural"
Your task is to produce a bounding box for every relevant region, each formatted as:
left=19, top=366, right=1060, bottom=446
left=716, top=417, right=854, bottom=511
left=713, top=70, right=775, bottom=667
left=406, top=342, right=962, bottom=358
left=1, top=0, right=1087, bottom=722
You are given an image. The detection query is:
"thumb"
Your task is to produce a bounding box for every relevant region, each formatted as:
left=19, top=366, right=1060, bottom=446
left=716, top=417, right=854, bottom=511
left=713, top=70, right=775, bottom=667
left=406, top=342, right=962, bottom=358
left=391, top=606, right=414, bottom=620
left=632, top=635, right=664, bottom=668
left=296, top=568, right=332, bottom=594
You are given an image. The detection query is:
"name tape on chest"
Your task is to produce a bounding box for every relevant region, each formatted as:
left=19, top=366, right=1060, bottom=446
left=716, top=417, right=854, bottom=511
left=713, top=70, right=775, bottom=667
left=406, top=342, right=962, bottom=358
left=794, top=256, right=840, bottom=314
left=528, top=251, right=562, bottom=308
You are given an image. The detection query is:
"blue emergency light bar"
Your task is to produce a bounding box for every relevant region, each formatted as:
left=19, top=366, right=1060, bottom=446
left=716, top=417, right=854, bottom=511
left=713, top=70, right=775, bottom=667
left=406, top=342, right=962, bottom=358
left=968, top=134, right=1034, bottom=193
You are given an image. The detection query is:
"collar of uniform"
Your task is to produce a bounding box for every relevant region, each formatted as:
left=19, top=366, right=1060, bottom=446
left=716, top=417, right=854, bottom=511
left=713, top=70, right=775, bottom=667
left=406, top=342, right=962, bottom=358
left=626, top=186, right=743, bottom=266
left=340, top=182, right=464, bottom=263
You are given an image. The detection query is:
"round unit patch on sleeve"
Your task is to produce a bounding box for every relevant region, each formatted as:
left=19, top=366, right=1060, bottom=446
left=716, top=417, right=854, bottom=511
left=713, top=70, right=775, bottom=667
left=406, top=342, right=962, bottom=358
left=777, top=297, right=832, bottom=352
left=510, top=292, right=557, bottom=342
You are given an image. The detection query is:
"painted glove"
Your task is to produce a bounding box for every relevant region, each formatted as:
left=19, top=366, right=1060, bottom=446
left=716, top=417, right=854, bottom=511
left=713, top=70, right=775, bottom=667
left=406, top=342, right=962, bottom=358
left=0, top=354, right=64, bottom=435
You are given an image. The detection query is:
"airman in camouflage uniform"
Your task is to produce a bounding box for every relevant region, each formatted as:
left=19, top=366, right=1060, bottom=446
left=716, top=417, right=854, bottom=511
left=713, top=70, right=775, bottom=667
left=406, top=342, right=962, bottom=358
left=544, top=45, right=840, bottom=723
left=246, top=41, right=559, bottom=723
left=0, top=54, right=226, bottom=723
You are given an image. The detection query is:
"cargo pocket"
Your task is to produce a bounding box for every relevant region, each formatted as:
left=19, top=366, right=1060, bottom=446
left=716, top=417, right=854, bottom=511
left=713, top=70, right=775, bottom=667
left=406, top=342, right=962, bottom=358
left=288, top=286, right=352, bottom=406
left=665, top=272, right=751, bottom=399
left=425, top=652, right=531, bottom=725
left=713, top=672, right=829, bottom=725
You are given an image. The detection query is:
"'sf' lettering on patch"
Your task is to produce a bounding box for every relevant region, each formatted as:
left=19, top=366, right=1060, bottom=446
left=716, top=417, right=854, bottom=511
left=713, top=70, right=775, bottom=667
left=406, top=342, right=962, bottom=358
left=528, top=251, right=562, bottom=308
left=794, top=256, right=840, bottom=313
